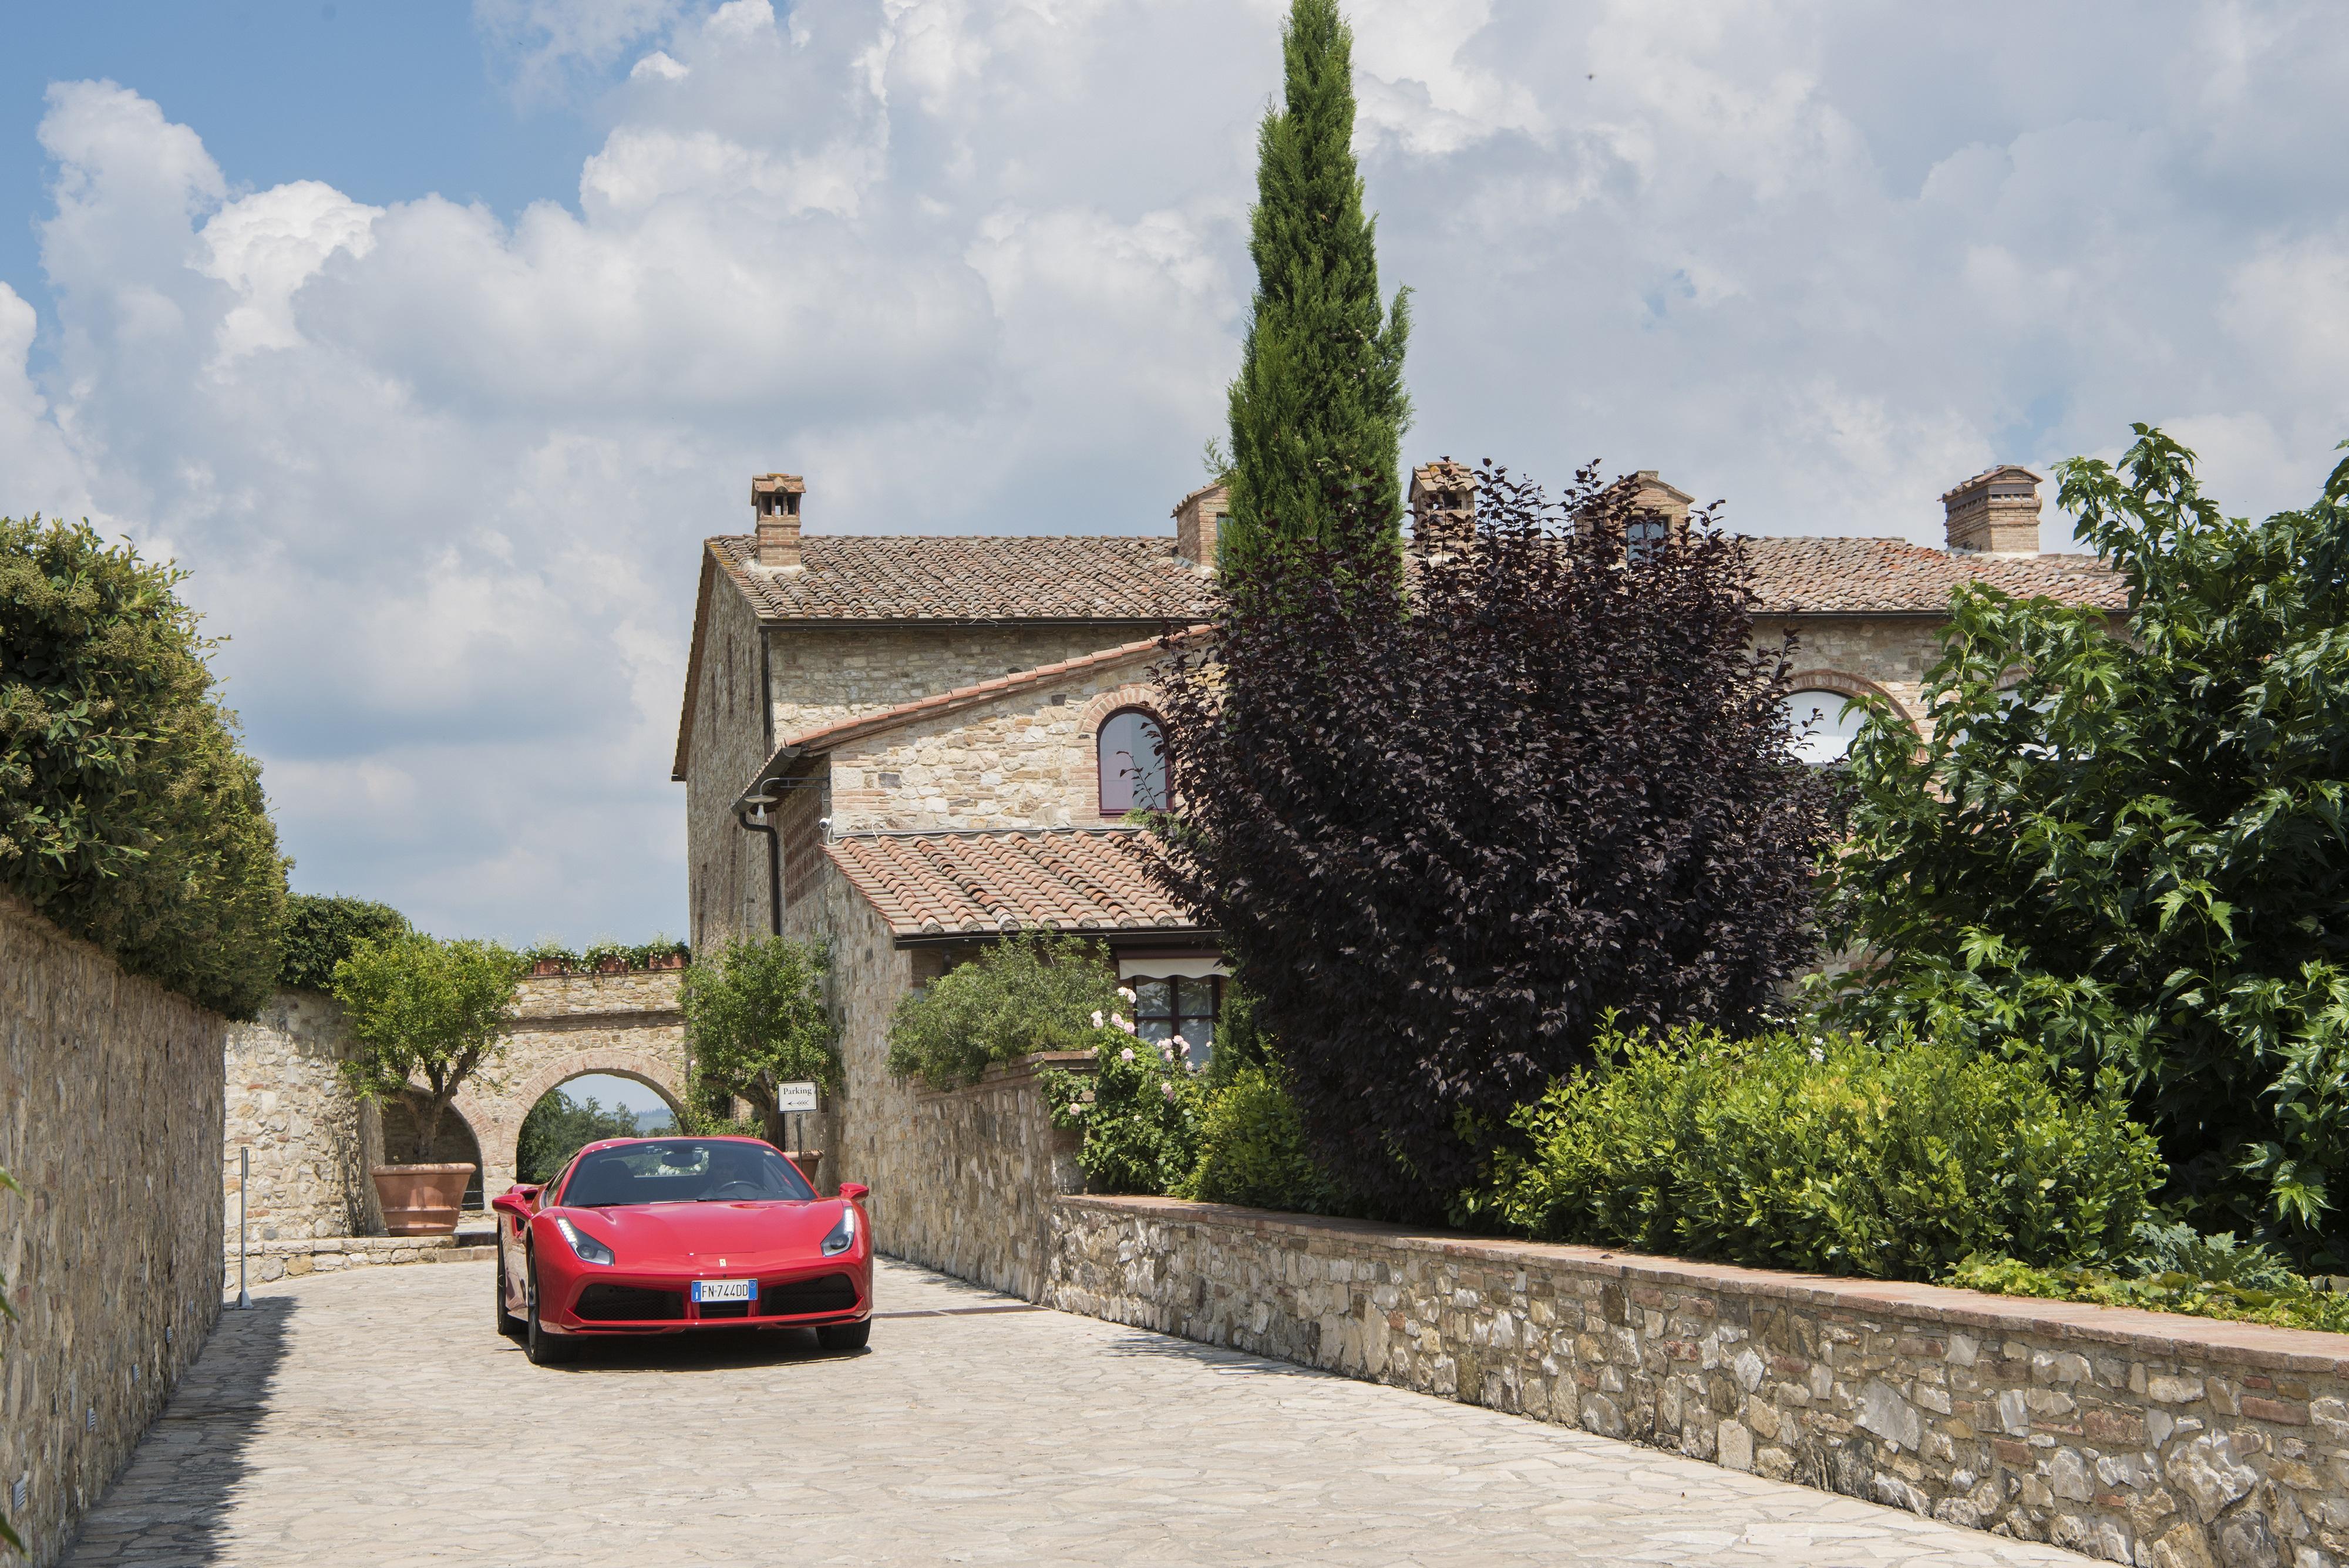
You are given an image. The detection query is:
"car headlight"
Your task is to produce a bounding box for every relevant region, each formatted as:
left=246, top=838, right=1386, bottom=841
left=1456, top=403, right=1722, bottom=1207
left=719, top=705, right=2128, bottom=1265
left=553, top=1217, right=615, bottom=1266
left=821, top=1204, right=858, bottom=1258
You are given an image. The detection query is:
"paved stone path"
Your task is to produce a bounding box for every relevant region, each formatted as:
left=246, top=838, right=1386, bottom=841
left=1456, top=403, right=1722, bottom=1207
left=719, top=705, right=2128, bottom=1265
left=63, top=1259, right=2089, bottom=1566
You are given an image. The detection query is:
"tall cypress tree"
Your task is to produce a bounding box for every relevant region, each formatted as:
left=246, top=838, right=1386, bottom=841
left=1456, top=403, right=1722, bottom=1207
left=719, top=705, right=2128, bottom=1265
left=1221, top=0, right=1411, bottom=570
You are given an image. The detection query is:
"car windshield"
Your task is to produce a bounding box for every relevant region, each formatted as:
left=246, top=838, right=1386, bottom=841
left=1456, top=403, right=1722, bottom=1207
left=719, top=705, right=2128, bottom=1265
left=558, top=1140, right=816, bottom=1208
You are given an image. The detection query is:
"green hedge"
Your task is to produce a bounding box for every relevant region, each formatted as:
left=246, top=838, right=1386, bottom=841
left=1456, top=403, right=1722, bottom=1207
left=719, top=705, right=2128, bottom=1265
left=1181, top=1065, right=1351, bottom=1214
left=1, top=517, right=285, bottom=1017
left=1478, top=1027, right=2162, bottom=1281
left=281, top=893, right=410, bottom=992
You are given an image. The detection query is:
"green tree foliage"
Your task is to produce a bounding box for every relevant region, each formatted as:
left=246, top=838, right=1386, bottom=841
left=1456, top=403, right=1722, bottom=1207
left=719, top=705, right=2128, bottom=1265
left=886, top=931, right=1123, bottom=1089
left=517, top=1088, right=645, bottom=1185
left=681, top=934, right=836, bottom=1143
left=1221, top=0, right=1411, bottom=570
left=1480, top=1027, right=2161, bottom=1281
left=1813, top=427, right=2349, bottom=1262
left=1, top=516, right=287, bottom=1018
left=280, top=893, right=409, bottom=992
left=332, top=933, right=525, bottom=1163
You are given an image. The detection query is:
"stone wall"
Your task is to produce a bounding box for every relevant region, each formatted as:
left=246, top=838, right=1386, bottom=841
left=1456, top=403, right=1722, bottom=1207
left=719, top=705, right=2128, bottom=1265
left=827, top=670, right=1165, bottom=833
left=1758, top=614, right=1951, bottom=729
left=1049, top=1196, right=2349, bottom=1568
left=223, top=990, right=381, bottom=1247
left=685, top=558, right=776, bottom=949
left=451, top=968, right=688, bottom=1196
left=817, top=871, right=1087, bottom=1297
left=0, top=893, right=225, bottom=1568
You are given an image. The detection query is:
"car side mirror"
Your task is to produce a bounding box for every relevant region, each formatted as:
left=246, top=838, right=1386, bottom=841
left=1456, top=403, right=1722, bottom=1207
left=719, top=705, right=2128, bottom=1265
left=490, top=1192, right=530, bottom=1219
left=839, top=1182, right=870, bottom=1203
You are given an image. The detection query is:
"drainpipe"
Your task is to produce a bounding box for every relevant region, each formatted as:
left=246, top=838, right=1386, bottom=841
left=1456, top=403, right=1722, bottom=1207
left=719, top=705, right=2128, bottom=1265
left=751, top=628, right=783, bottom=936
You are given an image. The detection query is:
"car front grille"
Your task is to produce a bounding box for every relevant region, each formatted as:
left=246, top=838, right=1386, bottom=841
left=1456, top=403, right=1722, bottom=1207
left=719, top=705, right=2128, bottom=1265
left=574, top=1283, right=685, bottom=1321
left=758, top=1273, right=859, bottom=1316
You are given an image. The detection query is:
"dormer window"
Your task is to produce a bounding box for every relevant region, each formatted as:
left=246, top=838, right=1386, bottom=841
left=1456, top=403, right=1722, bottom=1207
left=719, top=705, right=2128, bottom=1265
left=1098, top=708, right=1169, bottom=815
left=1627, top=514, right=1670, bottom=564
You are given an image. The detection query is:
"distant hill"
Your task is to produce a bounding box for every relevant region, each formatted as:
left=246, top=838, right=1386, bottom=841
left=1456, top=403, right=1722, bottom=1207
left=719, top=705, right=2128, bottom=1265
left=633, top=1107, right=677, bottom=1134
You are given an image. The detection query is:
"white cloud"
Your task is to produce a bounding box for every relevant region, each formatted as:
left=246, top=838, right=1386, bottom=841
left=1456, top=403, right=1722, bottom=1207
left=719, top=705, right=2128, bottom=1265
left=4, top=1, right=2345, bottom=939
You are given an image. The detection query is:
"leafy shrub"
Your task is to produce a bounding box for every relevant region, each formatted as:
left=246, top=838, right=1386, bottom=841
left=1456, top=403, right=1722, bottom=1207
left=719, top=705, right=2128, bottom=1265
left=1951, top=1254, right=2349, bottom=1337
left=887, top=931, right=1123, bottom=1088
left=2, top=516, right=288, bottom=1017
left=2125, top=1219, right=2298, bottom=1291
left=1044, top=1022, right=1205, bottom=1194
left=1479, top=1027, right=2162, bottom=1280
left=280, top=893, right=409, bottom=992
left=681, top=934, right=835, bottom=1143
left=1813, top=428, right=2349, bottom=1261
left=1150, top=466, right=1835, bottom=1217
left=1180, top=1065, right=1351, bottom=1214
left=333, top=933, right=526, bottom=1162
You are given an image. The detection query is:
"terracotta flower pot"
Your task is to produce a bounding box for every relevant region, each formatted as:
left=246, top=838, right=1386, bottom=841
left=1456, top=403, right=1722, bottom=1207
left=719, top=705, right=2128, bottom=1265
left=372, top=1163, right=475, bottom=1236
left=529, top=958, right=567, bottom=977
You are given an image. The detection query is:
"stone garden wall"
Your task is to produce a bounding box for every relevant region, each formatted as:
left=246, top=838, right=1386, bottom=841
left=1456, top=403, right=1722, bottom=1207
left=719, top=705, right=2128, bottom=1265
left=0, top=893, right=226, bottom=1568
left=223, top=990, right=382, bottom=1248
left=1048, top=1194, right=2349, bottom=1568
left=822, top=872, right=1088, bottom=1297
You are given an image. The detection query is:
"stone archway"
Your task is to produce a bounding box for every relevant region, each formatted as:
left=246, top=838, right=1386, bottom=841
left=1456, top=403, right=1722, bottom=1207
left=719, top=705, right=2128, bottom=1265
left=447, top=969, right=689, bottom=1195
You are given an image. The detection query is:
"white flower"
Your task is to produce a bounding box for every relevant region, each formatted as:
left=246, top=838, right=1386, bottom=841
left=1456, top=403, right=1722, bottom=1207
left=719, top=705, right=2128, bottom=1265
left=1118, top=987, right=1137, bottom=1002
left=1091, top=1011, right=1105, bottom=1028
left=1066, top=1103, right=1084, bottom=1116
left=1119, top=1047, right=1135, bottom=1062
left=1112, top=1014, right=1135, bottom=1034
left=1809, top=1047, right=1825, bottom=1064
left=1160, top=1082, right=1176, bottom=1102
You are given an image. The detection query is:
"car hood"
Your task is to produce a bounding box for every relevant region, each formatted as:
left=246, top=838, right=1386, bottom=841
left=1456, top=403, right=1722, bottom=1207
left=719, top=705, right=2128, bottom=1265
left=553, top=1200, right=847, bottom=1270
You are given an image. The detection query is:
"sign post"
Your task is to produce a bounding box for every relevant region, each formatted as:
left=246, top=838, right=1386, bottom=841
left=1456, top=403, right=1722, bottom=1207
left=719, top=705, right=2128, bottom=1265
left=777, top=1081, right=819, bottom=1178
left=235, top=1146, right=252, bottom=1310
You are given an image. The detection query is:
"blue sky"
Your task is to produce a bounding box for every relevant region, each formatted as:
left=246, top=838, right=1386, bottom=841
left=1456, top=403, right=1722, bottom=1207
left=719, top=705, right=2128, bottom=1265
left=4, top=1, right=2345, bottom=947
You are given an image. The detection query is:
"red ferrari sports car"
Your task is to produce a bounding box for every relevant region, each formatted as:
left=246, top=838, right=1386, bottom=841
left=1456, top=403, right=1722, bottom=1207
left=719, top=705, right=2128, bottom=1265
left=490, top=1136, right=871, bottom=1365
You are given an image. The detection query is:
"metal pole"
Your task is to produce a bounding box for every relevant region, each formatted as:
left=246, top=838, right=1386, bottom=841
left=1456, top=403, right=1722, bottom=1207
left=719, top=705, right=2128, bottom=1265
left=235, top=1146, right=251, bottom=1309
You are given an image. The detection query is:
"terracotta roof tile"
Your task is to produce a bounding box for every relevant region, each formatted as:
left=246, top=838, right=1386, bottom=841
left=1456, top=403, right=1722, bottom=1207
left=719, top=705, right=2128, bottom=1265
left=824, top=829, right=1199, bottom=941
left=1742, top=537, right=2126, bottom=614
left=711, top=534, right=1214, bottom=623
left=712, top=530, right=2121, bottom=623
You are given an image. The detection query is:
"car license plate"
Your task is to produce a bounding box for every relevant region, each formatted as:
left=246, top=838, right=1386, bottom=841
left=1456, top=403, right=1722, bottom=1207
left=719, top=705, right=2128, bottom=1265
left=693, top=1278, right=755, bottom=1304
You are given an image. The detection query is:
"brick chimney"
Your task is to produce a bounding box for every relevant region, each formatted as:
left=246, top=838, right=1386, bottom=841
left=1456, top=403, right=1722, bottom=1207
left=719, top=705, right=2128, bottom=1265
left=1172, top=481, right=1227, bottom=570
left=1409, top=460, right=1476, bottom=554
left=752, top=473, right=806, bottom=570
left=1941, top=465, right=2042, bottom=554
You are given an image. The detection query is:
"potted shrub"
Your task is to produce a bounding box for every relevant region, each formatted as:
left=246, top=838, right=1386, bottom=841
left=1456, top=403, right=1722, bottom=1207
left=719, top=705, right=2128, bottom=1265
left=583, top=938, right=630, bottom=975
left=334, top=933, right=526, bottom=1235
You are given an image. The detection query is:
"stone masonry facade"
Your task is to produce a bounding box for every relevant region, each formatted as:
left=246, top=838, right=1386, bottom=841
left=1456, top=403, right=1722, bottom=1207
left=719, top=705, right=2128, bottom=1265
left=224, top=990, right=382, bottom=1246
left=1, top=893, right=224, bottom=1568
left=1049, top=1194, right=2349, bottom=1568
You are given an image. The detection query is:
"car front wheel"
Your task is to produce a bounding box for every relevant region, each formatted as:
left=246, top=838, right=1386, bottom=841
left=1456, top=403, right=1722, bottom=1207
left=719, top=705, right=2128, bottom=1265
left=817, top=1320, right=871, bottom=1352
left=525, top=1260, right=577, bottom=1366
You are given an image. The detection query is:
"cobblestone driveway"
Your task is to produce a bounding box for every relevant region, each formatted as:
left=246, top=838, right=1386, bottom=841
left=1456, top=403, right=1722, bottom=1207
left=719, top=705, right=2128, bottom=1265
left=63, top=1259, right=2088, bottom=1566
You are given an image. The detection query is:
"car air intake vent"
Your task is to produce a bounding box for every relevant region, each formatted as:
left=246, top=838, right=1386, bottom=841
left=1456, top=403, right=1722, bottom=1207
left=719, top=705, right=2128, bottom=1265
left=575, top=1283, right=685, bottom=1321
left=759, top=1273, right=859, bottom=1315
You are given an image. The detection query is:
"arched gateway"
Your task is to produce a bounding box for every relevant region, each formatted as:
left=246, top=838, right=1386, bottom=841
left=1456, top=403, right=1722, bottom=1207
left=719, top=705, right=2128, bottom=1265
left=449, top=967, right=689, bottom=1196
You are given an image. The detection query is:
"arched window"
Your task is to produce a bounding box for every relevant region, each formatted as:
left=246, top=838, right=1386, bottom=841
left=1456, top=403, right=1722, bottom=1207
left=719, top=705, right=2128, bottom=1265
left=1097, top=708, right=1169, bottom=815
left=1783, top=689, right=1865, bottom=765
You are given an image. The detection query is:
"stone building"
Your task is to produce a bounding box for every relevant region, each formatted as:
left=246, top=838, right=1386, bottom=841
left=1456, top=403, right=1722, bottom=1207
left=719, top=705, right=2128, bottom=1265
left=671, top=463, right=2122, bottom=1189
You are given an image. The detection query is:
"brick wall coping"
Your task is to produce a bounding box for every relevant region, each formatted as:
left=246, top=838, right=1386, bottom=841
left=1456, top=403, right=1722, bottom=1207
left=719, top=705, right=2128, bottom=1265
left=1062, top=1194, right=2349, bottom=1378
